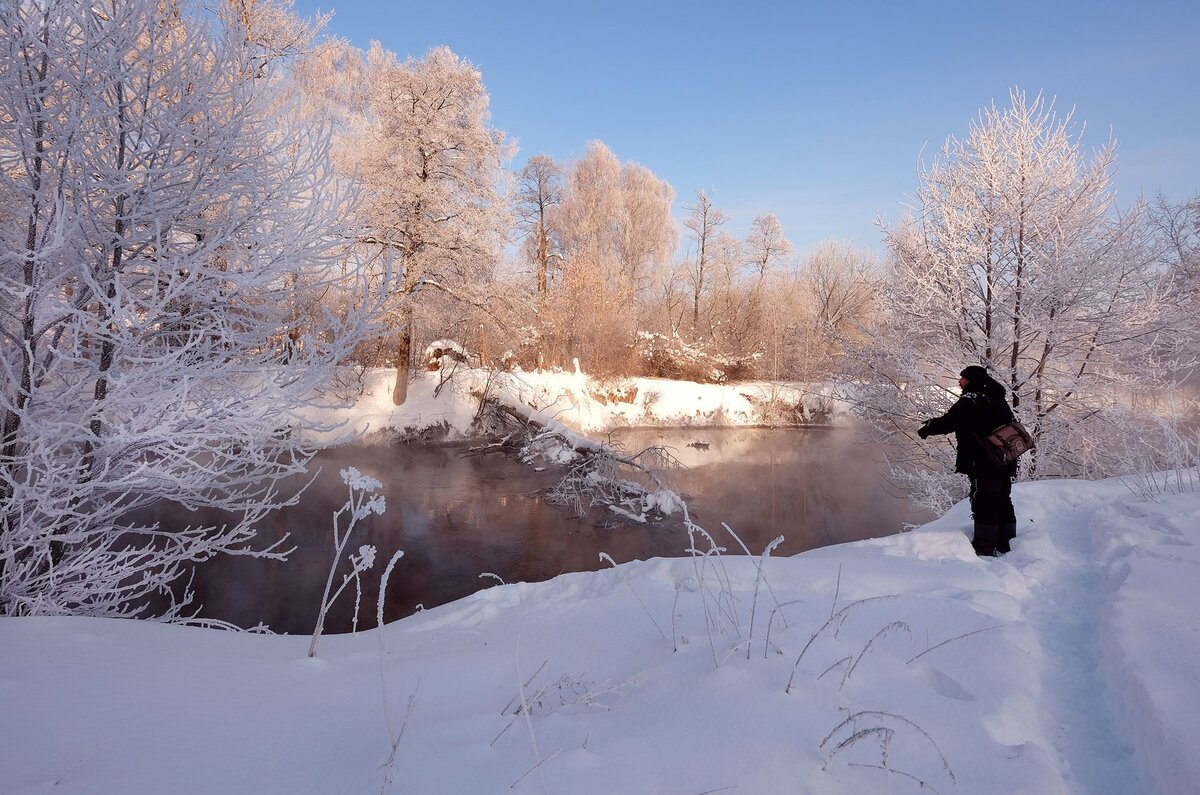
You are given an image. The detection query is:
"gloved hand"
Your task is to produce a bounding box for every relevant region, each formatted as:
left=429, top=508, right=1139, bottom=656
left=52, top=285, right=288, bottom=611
left=917, top=422, right=931, bottom=439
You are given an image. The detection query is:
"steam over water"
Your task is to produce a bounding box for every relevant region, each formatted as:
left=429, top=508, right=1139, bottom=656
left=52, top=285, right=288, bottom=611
left=163, top=427, right=928, bottom=634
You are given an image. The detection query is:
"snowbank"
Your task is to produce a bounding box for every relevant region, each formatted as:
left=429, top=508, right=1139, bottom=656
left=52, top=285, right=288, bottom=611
left=300, top=365, right=853, bottom=444
left=1091, top=490, right=1200, bottom=795
left=2, top=476, right=1196, bottom=794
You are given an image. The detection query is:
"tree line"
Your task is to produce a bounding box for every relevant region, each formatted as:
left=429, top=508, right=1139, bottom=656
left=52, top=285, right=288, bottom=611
left=285, top=22, right=883, bottom=397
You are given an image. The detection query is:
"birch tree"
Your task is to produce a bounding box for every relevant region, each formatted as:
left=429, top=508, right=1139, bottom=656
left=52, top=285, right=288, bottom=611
left=803, top=241, right=879, bottom=329
left=742, top=214, right=793, bottom=371
left=758, top=270, right=807, bottom=380
left=848, top=90, right=1196, bottom=501
left=704, top=231, right=750, bottom=351
left=512, top=154, right=562, bottom=369
left=0, top=0, right=375, bottom=617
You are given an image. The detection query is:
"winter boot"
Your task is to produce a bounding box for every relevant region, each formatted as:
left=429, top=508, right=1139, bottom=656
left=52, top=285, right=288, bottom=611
left=997, top=523, right=1017, bottom=555
left=972, top=523, right=999, bottom=557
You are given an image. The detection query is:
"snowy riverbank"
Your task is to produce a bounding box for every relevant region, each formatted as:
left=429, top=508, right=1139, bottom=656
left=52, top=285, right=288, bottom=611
left=3, top=475, right=1197, bottom=794
left=301, top=366, right=852, bottom=444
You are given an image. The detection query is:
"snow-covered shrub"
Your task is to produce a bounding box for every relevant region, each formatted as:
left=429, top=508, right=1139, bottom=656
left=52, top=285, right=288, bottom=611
left=1117, top=415, right=1200, bottom=499
left=324, top=363, right=374, bottom=402
left=740, top=387, right=807, bottom=426
left=715, top=353, right=760, bottom=383
left=587, top=377, right=638, bottom=406
left=633, top=332, right=758, bottom=383
left=423, top=339, right=471, bottom=371
left=804, top=393, right=835, bottom=424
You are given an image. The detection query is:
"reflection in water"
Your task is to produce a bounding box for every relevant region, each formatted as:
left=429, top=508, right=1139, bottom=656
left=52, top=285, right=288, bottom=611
left=617, top=427, right=930, bottom=551
left=160, top=428, right=927, bottom=634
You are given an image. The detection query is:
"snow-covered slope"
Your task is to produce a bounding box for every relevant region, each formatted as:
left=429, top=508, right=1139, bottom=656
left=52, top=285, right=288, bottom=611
left=2, top=477, right=1196, bottom=794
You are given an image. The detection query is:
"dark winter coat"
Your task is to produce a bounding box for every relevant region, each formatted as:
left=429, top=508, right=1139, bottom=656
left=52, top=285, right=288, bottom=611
left=920, top=377, right=1016, bottom=476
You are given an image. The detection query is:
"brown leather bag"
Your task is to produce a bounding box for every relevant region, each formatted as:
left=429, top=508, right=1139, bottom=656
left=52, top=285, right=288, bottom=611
left=978, top=421, right=1035, bottom=467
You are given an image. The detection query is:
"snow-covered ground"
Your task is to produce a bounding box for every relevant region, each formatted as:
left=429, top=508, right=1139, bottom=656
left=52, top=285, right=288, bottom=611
left=302, top=365, right=851, bottom=444
left=4, top=475, right=1197, bottom=794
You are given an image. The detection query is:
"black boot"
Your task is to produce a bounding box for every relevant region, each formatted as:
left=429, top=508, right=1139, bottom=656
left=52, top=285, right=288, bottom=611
left=972, top=523, right=999, bottom=557
left=997, top=523, right=1017, bottom=554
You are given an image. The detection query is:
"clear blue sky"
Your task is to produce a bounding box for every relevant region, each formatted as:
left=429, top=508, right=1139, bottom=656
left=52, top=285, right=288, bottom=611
left=292, top=0, right=1200, bottom=256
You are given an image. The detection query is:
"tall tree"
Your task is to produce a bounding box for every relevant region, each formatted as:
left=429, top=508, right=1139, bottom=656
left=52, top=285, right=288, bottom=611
left=513, top=154, right=563, bottom=369
left=355, top=45, right=512, bottom=404
left=793, top=241, right=880, bottom=379
left=802, top=240, right=879, bottom=332
left=683, top=189, right=728, bottom=333
left=741, top=214, right=794, bottom=368
left=515, top=154, right=563, bottom=301
left=744, top=213, right=792, bottom=279
left=618, top=161, right=678, bottom=294
left=1149, top=193, right=1200, bottom=298
left=704, top=231, right=752, bottom=351
left=0, top=0, right=375, bottom=617
left=545, top=141, right=676, bottom=372
left=849, top=89, right=1196, bottom=504
left=550, top=142, right=626, bottom=369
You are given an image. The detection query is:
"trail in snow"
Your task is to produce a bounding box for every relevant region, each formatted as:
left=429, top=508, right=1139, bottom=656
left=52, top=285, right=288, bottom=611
left=1013, top=498, right=1142, bottom=795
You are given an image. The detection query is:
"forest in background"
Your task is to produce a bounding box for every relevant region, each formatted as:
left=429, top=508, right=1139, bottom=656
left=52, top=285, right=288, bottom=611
left=280, top=3, right=1199, bottom=415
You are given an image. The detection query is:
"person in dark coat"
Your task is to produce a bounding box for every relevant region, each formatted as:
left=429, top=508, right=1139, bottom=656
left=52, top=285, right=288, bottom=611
left=917, top=365, right=1018, bottom=556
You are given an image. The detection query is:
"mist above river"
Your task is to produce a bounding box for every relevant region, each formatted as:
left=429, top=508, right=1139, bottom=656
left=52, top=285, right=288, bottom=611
left=163, top=427, right=927, bottom=634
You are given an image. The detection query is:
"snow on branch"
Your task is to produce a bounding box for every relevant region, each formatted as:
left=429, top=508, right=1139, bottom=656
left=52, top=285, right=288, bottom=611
left=0, top=0, right=384, bottom=618
left=469, top=386, right=685, bottom=523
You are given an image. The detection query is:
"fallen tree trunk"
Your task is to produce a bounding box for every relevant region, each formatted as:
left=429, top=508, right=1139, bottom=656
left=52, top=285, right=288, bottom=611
left=470, top=390, right=685, bottom=521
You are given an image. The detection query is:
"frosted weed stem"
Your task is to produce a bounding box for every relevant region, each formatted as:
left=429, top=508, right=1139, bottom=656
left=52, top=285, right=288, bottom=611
left=600, top=552, right=666, bottom=640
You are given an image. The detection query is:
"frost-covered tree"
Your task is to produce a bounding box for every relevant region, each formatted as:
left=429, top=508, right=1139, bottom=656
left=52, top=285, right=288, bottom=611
left=758, top=269, right=807, bottom=380
left=512, top=154, right=563, bottom=369
left=744, top=214, right=792, bottom=280
left=549, top=142, right=627, bottom=370
left=683, top=189, right=728, bottom=333
left=618, top=161, right=677, bottom=295
left=543, top=141, right=676, bottom=372
left=703, top=232, right=749, bottom=349
left=1150, top=193, right=1200, bottom=299
left=225, top=0, right=329, bottom=78
left=515, top=154, right=563, bottom=301
left=849, top=90, right=1196, bottom=502
left=735, top=214, right=794, bottom=372
left=802, top=240, right=880, bottom=340
left=764, top=240, right=881, bottom=381
left=353, top=45, right=513, bottom=405
left=0, top=0, right=375, bottom=617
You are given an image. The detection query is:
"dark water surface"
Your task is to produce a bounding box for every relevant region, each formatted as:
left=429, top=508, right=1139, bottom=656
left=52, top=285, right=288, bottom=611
left=167, top=427, right=928, bottom=634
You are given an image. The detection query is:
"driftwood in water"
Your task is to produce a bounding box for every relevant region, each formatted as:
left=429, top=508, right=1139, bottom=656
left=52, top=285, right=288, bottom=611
left=470, top=391, right=684, bottom=520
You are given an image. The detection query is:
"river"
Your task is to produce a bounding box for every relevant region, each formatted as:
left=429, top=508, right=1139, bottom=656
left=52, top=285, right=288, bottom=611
left=163, top=427, right=929, bottom=634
